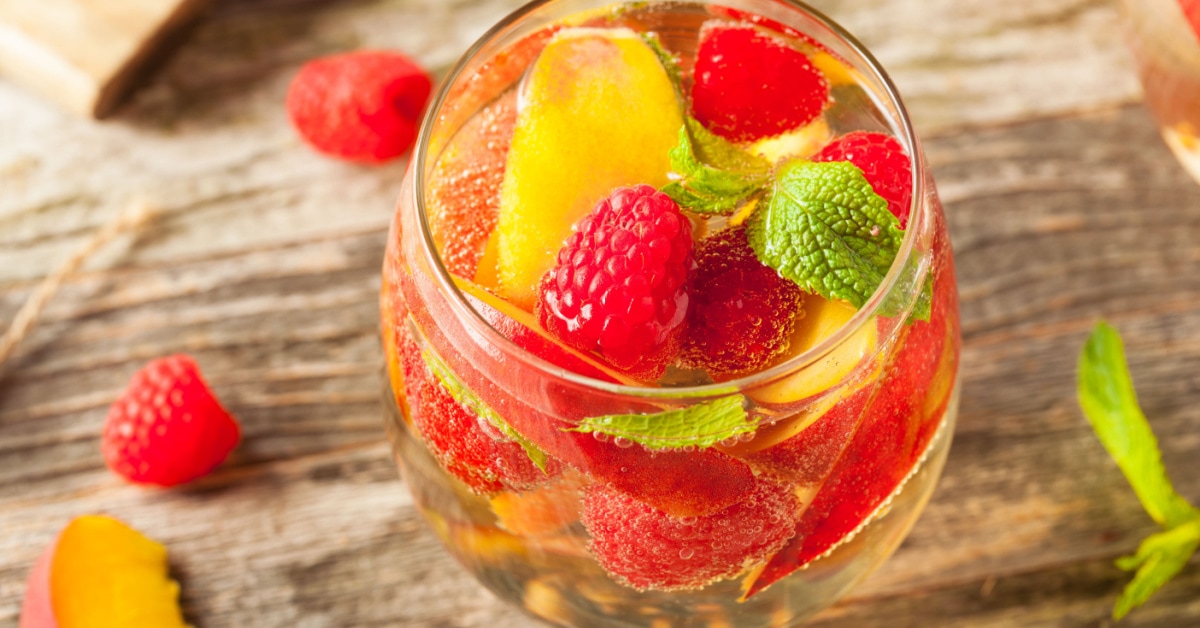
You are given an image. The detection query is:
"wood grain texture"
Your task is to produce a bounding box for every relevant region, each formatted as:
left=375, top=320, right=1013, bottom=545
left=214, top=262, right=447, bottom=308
left=0, top=0, right=215, bottom=117
left=2, top=0, right=1199, bottom=625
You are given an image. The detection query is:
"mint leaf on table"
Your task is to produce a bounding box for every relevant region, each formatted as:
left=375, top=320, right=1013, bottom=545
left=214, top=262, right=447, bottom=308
left=1113, top=521, right=1200, bottom=619
left=422, top=348, right=550, bottom=472
left=747, top=160, right=903, bottom=308
left=566, top=394, right=752, bottom=450
left=661, top=117, right=771, bottom=214
left=1077, top=321, right=1200, bottom=619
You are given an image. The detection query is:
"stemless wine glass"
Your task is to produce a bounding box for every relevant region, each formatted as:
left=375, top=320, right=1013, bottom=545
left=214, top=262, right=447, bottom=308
left=380, top=1, right=961, bottom=625
left=1121, top=0, right=1200, bottom=183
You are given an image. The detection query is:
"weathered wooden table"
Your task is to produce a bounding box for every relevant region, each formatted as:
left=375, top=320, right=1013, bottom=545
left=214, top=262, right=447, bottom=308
left=3, top=0, right=1199, bottom=625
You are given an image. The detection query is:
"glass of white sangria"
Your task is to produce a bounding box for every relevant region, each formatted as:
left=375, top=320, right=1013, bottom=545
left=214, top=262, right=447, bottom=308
left=1122, top=0, right=1200, bottom=183
left=380, top=0, right=961, bottom=625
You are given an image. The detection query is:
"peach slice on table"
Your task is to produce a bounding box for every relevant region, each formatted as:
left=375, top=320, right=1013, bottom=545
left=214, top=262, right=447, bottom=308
left=21, top=515, right=187, bottom=628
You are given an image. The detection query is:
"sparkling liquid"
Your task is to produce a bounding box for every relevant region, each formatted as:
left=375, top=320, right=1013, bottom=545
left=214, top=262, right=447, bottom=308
left=1123, top=0, right=1200, bottom=183
left=381, top=2, right=961, bottom=625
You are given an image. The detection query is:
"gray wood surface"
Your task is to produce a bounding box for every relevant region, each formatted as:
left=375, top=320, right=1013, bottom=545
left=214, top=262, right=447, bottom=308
left=3, top=0, right=1199, bottom=626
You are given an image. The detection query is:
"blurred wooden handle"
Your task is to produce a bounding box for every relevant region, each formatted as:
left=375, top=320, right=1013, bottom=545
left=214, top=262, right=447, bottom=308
left=0, top=0, right=213, bottom=119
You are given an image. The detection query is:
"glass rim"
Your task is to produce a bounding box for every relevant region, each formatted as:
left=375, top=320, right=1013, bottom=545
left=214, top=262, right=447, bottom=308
left=409, top=0, right=926, bottom=400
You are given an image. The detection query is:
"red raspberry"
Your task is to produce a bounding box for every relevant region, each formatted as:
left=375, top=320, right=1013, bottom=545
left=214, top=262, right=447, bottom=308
left=102, top=355, right=240, bottom=487
left=581, top=476, right=801, bottom=591
left=707, top=7, right=830, bottom=52
left=286, top=51, right=432, bottom=164
left=1183, top=1, right=1200, bottom=44
left=680, top=225, right=804, bottom=377
left=537, top=185, right=693, bottom=381
left=690, top=22, right=829, bottom=143
left=813, top=131, right=914, bottom=228
left=398, top=334, right=560, bottom=495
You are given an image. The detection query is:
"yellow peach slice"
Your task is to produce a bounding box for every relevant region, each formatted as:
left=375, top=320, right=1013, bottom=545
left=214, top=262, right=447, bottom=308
left=751, top=296, right=877, bottom=406
left=811, top=51, right=859, bottom=88
left=20, top=515, right=187, bottom=628
left=490, top=471, right=586, bottom=537
left=472, top=229, right=503, bottom=292
left=718, top=388, right=844, bottom=456
left=453, top=276, right=637, bottom=386
left=748, top=117, right=832, bottom=163
left=496, top=27, right=683, bottom=309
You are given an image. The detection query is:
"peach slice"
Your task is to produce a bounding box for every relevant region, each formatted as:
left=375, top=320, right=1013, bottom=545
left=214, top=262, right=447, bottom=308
left=453, top=276, right=635, bottom=385
left=750, top=295, right=878, bottom=406
left=20, top=515, right=187, bottom=628
left=495, top=27, right=683, bottom=309
left=490, top=470, right=587, bottom=537
left=747, top=117, right=832, bottom=163
left=428, top=90, right=518, bottom=279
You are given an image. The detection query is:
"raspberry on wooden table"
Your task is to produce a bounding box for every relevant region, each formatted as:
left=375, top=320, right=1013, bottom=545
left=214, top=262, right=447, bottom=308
left=286, top=50, right=432, bottom=164
left=101, top=355, right=241, bottom=487
left=536, top=185, right=694, bottom=381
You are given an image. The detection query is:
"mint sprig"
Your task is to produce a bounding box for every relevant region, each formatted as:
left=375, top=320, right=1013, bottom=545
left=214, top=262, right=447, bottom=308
left=747, top=160, right=903, bottom=308
left=422, top=348, right=550, bottom=472
left=565, top=394, right=753, bottom=450
left=876, top=246, right=933, bottom=323
left=641, top=32, right=684, bottom=97
left=1077, top=322, right=1200, bottom=619
left=661, top=117, right=771, bottom=214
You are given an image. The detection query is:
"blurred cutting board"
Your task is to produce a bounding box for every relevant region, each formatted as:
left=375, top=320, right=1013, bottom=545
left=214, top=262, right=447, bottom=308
left=0, top=0, right=213, bottom=118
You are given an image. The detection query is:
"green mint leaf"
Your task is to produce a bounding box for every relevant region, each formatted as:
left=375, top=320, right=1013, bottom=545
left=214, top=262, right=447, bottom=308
left=1078, top=322, right=1200, bottom=528
left=911, top=275, right=933, bottom=323
left=1113, top=521, right=1200, bottom=619
left=875, top=243, right=933, bottom=324
left=1077, top=322, right=1200, bottom=619
left=421, top=348, right=550, bottom=472
left=662, top=117, right=771, bottom=214
left=566, top=395, right=752, bottom=450
left=748, top=160, right=903, bottom=308
left=640, top=32, right=683, bottom=97
left=685, top=116, right=770, bottom=173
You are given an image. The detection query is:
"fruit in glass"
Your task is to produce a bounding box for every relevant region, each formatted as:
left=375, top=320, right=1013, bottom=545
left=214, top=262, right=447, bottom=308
left=380, top=1, right=961, bottom=625
left=1121, top=0, right=1200, bottom=183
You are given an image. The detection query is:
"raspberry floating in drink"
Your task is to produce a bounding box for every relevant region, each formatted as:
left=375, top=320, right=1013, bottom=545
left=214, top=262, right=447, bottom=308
left=537, top=185, right=693, bottom=381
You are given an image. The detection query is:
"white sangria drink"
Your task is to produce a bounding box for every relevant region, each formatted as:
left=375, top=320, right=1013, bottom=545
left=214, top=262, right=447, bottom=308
left=380, top=1, right=960, bottom=625
left=1122, top=0, right=1200, bottom=183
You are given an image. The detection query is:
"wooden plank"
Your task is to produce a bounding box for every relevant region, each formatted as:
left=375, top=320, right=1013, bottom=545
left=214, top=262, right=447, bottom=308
left=2, top=105, right=1198, bottom=625
left=1, top=0, right=1198, bottom=625
left=811, top=0, right=1140, bottom=132
left=814, top=555, right=1200, bottom=627
left=0, top=0, right=214, bottom=118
